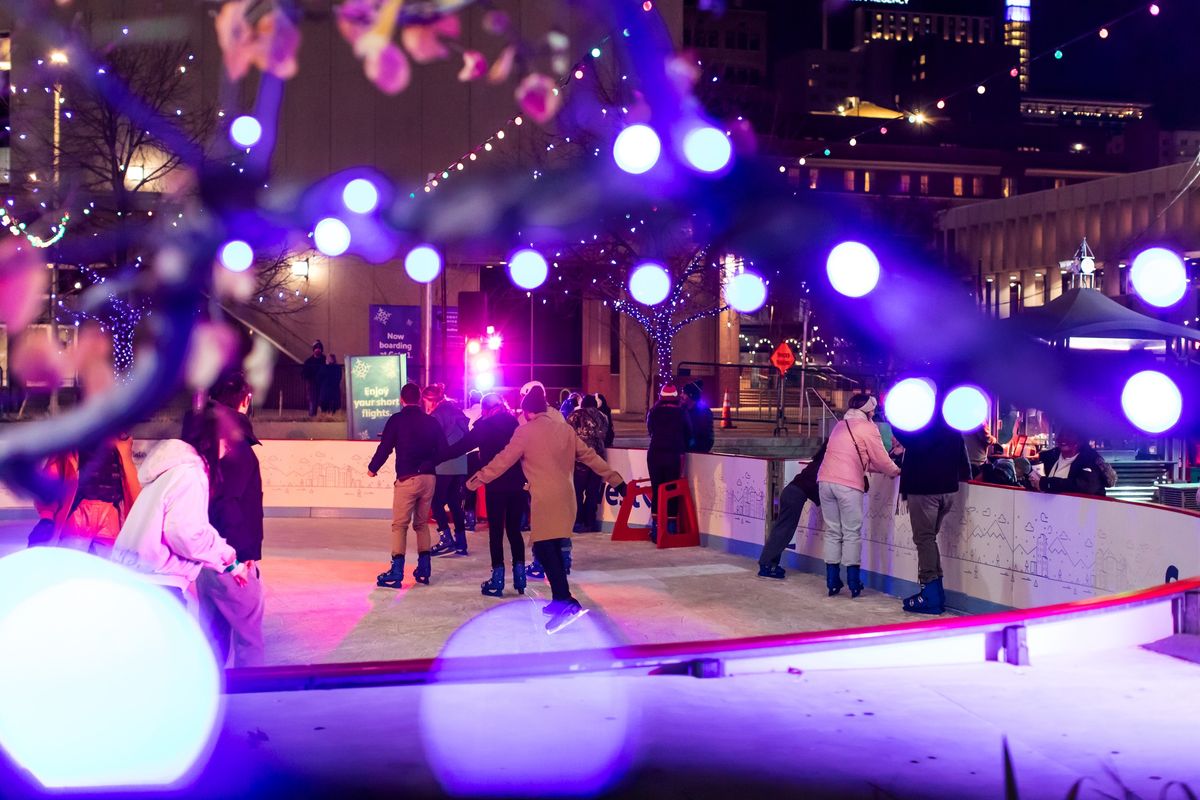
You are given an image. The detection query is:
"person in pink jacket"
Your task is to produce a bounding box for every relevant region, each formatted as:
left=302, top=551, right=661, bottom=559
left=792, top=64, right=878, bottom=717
left=111, top=415, right=247, bottom=605
left=816, top=393, right=900, bottom=598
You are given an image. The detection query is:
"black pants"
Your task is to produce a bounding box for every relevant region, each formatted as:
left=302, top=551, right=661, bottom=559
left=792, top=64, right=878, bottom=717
left=532, top=538, right=573, bottom=603
left=465, top=452, right=481, bottom=515
left=647, top=450, right=683, bottom=518
left=573, top=466, right=604, bottom=529
left=432, top=474, right=466, bottom=534
left=758, top=482, right=808, bottom=567
left=305, top=382, right=319, bottom=416
left=486, top=487, right=526, bottom=568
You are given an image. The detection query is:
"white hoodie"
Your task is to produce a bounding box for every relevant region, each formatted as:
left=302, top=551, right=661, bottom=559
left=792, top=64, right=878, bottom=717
left=112, top=439, right=236, bottom=589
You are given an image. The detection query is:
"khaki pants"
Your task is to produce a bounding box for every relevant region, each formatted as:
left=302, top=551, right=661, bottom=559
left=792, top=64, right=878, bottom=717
left=392, top=475, right=436, bottom=556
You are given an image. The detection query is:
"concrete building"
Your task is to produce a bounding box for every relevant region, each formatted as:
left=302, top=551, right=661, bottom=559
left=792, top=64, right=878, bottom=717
left=938, top=160, right=1200, bottom=324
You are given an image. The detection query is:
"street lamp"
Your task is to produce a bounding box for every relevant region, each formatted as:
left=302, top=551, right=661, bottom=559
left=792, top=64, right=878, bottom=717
left=47, top=50, right=68, bottom=413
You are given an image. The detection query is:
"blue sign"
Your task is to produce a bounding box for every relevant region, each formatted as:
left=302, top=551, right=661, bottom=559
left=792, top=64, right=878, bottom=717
left=369, top=305, right=422, bottom=359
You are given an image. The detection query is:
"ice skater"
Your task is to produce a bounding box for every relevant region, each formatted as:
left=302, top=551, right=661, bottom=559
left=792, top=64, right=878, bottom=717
left=368, top=382, right=447, bottom=588
left=816, top=394, right=900, bottom=598
left=467, top=385, right=627, bottom=634
left=440, top=393, right=529, bottom=597
left=424, top=384, right=472, bottom=557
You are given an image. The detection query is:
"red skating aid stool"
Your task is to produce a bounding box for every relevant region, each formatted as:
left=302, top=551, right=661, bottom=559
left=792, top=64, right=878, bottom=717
left=611, top=478, right=653, bottom=541
left=656, top=478, right=700, bottom=549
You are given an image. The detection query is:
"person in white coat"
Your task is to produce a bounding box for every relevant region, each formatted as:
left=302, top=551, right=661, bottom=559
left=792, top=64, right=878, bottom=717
left=112, top=419, right=247, bottom=605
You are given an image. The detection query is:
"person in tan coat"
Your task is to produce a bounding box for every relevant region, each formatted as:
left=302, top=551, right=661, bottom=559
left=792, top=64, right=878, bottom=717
left=467, top=385, right=627, bottom=634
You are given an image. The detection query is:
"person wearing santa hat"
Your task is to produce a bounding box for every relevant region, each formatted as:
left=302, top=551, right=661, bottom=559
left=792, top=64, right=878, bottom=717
left=645, top=382, right=692, bottom=542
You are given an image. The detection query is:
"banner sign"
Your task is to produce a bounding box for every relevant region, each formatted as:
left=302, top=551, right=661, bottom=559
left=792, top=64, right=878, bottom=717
left=346, top=355, right=407, bottom=440
left=368, top=305, right=421, bottom=358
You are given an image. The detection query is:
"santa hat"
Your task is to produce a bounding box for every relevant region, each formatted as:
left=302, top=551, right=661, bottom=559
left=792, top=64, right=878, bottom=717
left=659, top=383, right=679, bottom=399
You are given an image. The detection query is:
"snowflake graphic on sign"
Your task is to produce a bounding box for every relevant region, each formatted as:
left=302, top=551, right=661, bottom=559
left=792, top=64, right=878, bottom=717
left=352, top=360, right=372, bottom=380
left=373, top=307, right=392, bottom=325
left=381, top=359, right=399, bottom=379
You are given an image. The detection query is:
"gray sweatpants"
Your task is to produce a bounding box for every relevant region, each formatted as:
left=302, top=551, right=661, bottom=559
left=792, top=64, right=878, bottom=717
left=907, top=492, right=956, bottom=584
left=818, top=482, right=865, bottom=566
left=196, top=565, right=266, bottom=668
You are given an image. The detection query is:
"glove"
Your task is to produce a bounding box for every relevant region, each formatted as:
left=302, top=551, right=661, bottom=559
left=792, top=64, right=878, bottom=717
left=615, top=481, right=628, bottom=498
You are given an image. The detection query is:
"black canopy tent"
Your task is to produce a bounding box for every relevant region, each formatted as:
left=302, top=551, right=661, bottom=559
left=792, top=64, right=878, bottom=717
left=1011, top=287, right=1200, bottom=349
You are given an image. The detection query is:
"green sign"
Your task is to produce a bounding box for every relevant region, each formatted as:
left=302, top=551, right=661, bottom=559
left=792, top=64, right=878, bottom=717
left=346, top=355, right=407, bottom=440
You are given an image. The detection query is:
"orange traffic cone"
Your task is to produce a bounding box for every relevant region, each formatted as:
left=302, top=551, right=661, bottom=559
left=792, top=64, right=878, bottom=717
left=721, top=391, right=735, bottom=429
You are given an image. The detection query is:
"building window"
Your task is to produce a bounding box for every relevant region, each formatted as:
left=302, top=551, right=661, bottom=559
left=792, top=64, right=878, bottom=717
left=1002, top=177, right=1014, bottom=198
left=1054, top=178, right=1067, bottom=189
left=808, top=169, right=820, bottom=190
left=953, top=176, right=964, bottom=197
left=899, top=174, right=911, bottom=193
left=972, top=176, right=984, bottom=197
left=864, top=171, right=873, bottom=193
left=843, top=170, right=856, bottom=191
left=919, top=174, right=929, bottom=195
left=725, top=31, right=735, bottom=48
left=919, top=54, right=926, bottom=65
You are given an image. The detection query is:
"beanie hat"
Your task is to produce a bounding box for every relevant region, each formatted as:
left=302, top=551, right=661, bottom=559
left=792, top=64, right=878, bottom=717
left=520, top=380, right=545, bottom=398
left=659, top=383, right=679, bottom=399
left=682, top=382, right=701, bottom=400
left=521, top=384, right=548, bottom=414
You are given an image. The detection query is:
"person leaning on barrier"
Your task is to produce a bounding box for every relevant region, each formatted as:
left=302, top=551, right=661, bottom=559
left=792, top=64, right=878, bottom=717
left=894, top=414, right=971, bottom=616
left=1028, top=428, right=1110, bottom=498
left=757, top=439, right=826, bottom=580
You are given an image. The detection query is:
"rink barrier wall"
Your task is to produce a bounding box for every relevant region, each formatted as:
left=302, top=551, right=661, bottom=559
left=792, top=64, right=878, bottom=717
left=2, top=441, right=1197, bottom=613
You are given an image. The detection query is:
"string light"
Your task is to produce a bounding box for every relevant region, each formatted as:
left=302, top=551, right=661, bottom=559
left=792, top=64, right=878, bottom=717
left=0, top=208, right=70, bottom=248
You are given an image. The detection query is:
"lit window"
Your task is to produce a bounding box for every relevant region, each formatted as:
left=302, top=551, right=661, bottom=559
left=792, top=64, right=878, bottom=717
left=864, top=171, right=872, bottom=193
left=953, top=176, right=964, bottom=197
left=919, top=174, right=929, bottom=195
left=844, top=170, right=856, bottom=191
left=808, top=169, right=819, bottom=189
left=1002, top=177, right=1014, bottom=197
left=900, top=174, right=911, bottom=193
left=972, top=176, right=984, bottom=196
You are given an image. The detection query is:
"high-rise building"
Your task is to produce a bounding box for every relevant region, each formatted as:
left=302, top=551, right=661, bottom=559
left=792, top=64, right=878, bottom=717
left=1004, top=0, right=1031, bottom=92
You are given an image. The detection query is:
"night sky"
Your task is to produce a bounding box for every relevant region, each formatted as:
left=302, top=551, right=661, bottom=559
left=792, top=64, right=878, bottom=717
left=767, top=0, right=1200, bottom=127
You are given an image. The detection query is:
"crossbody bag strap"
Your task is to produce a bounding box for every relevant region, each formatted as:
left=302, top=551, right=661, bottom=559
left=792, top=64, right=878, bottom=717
left=842, top=419, right=869, bottom=474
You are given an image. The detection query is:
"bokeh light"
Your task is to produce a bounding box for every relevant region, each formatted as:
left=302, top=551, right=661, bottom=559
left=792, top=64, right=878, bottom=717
left=612, top=124, right=661, bottom=175
left=1130, top=247, right=1187, bottom=307
left=313, top=217, right=351, bottom=256
left=826, top=241, right=881, bottom=298
left=886, top=378, right=937, bottom=432
left=508, top=248, right=549, bottom=290
left=229, top=115, right=262, bottom=148
left=1121, top=370, right=1182, bottom=434
left=942, top=385, right=990, bottom=432
left=628, top=262, right=671, bottom=305
left=725, top=272, right=767, bottom=313
left=681, top=125, right=732, bottom=173
left=342, top=178, right=380, bottom=214
left=405, top=245, right=442, bottom=283
left=218, top=239, right=253, bottom=272
left=0, top=549, right=220, bottom=789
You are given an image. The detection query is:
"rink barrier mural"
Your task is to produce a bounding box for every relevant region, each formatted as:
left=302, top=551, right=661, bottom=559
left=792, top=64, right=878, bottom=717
left=2, top=442, right=1196, bottom=613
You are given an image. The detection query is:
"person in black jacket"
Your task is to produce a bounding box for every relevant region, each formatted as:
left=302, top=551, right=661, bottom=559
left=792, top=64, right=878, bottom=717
left=682, top=381, right=715, bottom=454
left=757, top=440, right=825, bottom=579
left=893, top=416, right=971, bottom=615
left=301, top=340, right=325, bottom=417
left=646, top=383, right=692, bottom=541
left=318, top=354, right=342, bottom=414
left=440, top=393, right=529, bottom=597
left=1029, top=429, right=1107, bottom=498
left=368, top=382, right=447, bottom=588
left=597, top=393, right=616, bottom=449
left=194, top=372, right=266, bottom=667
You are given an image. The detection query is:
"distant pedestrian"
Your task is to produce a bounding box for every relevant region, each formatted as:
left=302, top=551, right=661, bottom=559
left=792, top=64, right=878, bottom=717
left=195, top=372, right=267, bottom=666
left=441, top=393, right=528, bottom=597
left=568, top=394, right=610, bottom=532
left=425, top=384, right=471, bottom=556
left=1028, top=428, right=1110, bottom=498
left=963, top=424, right=991, bottom=478
left=757, top=440, right=825, bottom=579
left=367, top=382, right=447, bottom=588
left=301, top=340, right=325, bottom=417
left=646, top=383, right=691, bottom=541
left=318, top=354, right=342, bottom=414
left=816, top=394, right=900, bottom=598
left=682, top=381, right=714, bottom=454
left=893, top=415, right=971, bottom=615
left=467, top=385, right=627, bottom=634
